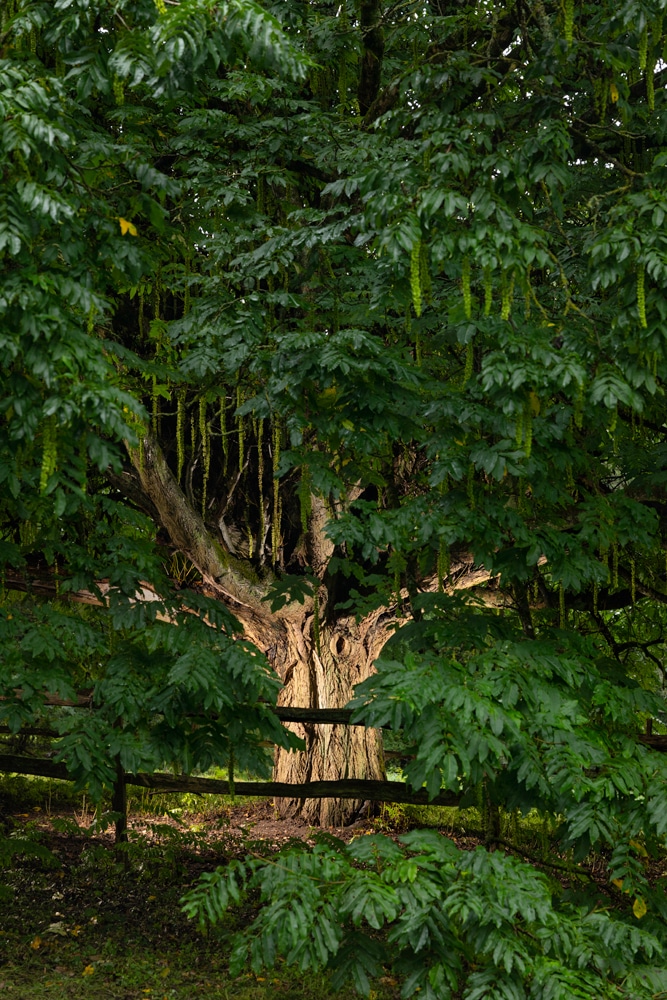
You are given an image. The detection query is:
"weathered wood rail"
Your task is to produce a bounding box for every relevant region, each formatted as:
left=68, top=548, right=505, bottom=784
left=0, top=752, right=460, bottom=808
left=2, top=702, right=665, bottom=842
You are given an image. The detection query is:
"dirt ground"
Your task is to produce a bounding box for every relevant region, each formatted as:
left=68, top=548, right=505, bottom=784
left=0, top=794, right=408, bottom=1000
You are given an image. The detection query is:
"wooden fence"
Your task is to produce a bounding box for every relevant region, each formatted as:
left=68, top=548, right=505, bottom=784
left=0, top=705, right=464, bottom=840
left=2, top=703, right=665, bottom=841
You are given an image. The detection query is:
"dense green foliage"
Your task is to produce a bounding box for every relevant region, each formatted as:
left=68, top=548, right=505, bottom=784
left=183, top=828, right=664, bottom=999
left=4, top=0, right=667, bottom=995
left=0, top=0, right=307, bottom=787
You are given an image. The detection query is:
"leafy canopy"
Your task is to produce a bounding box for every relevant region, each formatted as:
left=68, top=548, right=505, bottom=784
left=4, top=0, right=667, bottom=996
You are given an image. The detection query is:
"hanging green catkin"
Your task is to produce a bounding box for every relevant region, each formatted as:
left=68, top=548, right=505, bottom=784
left=272, top=421, right=281, bottom=565
left=600, top=546, right=609, bottom=586
left=638, top=24, right=648, bottom=72
left=515, top=409, right=524, bottom=447
left=462, top=255, right=472, bottom=319
left=176, top=389, right=185, bottom=483
left=422, top=142, right=431, bottom=172
left=647, top=55, right=656, bottom=112
left=500, top=270, right=515, bottom=320
left=20, top=520, right=38, bottom=547
left=112, top=75, right=124, bottom=106
left=40, top=415, right=57, bottom=493
left=523, top=400, right=533, bottom=458
left=312, top=587, right=321, bottom=655
left=593, top=579, right=599, bottom=614
left=87, top=302, right=95, bottom=334
left=320, top=246, right=335, bottom=282
left=652, top=14, right=663, bottom=44
left=256, top=418, right=265, bottom=548
left=200, top=398, right=210, bottom=517
left=236, top=386, right=244, bottom=473
left=410, top=240, right=422, bottom=318
left=299, top=465, right=312, bottom=532
left=1, top=0, right=13, bottom=31
left=420, top=241, right=432, bottom=304
left=608, top=407, right=617, bottom=435
left=190, top=414, right=196, bottom=480
left=631, top=557, right=636, bottom=603
left=483, top=265, right=493, bottom=316
left=559, top=583, right=566, bottom=627
left=637, top=264, right=647, bottom=328
left=563, top=0, right=574, bottom=45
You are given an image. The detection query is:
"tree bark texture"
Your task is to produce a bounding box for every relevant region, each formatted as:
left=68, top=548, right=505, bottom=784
left=269, top=609, right=392, bottom=826
left=0, top=754, right=462, bottom=807
left=124, top=436, right=500, bottom=826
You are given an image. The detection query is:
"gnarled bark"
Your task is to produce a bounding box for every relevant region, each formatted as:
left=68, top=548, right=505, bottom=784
left=271, top=608, right=392, bottom=826
left=129, top=435, right=269, bottom=614
left=124, top=435, right=500, bottom=826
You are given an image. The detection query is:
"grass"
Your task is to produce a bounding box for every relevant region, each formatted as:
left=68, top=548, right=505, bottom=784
left=0, top=774, right=401, bottom=1000
left=1, top=836, right=401, bottom=999
left=0, top=774, right=580, bottom=1000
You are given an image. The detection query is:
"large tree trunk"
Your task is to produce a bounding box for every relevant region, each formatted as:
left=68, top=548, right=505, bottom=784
left=271, top=609, right=389, bottom=827
left=125, top=436, right=495, bottom=827
left=127, top=438, right=389, bottom=826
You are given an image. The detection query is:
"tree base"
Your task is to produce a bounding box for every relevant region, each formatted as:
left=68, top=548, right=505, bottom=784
left=273, top=722, right=385, bottom=826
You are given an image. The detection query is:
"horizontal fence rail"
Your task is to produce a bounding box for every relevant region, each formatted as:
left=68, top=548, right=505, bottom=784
left=0, top=753, right=461, bottom=808
left=2, top=701, right=665, bottom=842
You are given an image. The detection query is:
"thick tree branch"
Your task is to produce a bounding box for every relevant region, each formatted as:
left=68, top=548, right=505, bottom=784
left=128, top=434, right=270, bottom=614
